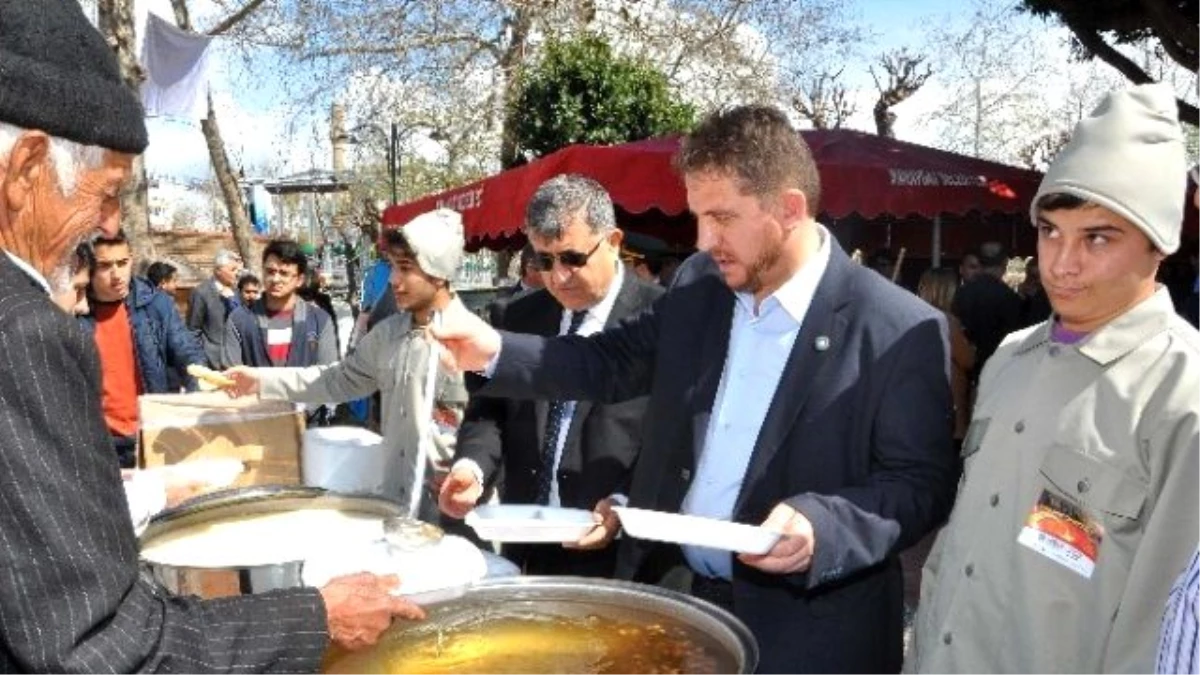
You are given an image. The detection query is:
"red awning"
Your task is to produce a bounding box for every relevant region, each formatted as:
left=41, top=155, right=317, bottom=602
left=382, top=129, right=1044, bottom=244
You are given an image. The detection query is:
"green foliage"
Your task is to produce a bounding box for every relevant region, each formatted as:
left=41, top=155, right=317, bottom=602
left=511, top=34, right=696, bottom=164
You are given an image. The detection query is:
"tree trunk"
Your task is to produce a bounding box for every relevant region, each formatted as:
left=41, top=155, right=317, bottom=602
left=873, top=103, right=895, bottom=138
left=499, top=8, right=534, bottom=169
left=202, top=93, right=255, bottom=269
left=169, top=0, right=257, bottom=269
left=97, top=0, right=158, bottom=270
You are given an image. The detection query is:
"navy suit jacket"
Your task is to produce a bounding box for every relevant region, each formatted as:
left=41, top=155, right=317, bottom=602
left=482, top=241, right=958, bottom=673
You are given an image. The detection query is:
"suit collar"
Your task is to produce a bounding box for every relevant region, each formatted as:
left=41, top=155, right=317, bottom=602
left=1011, top=286, right=1176, bottom=366
left=3, top=251, right=50, bottom=296
left=605, top=265, right=646, bottom=326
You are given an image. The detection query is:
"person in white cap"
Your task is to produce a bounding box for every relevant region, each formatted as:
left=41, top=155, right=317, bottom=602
left=907, top=83, right=1199, bottom=673
left=225, top=209, right=469, bottom=520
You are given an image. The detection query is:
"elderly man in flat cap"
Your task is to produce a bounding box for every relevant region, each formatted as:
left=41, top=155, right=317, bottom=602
left=0, top=2, right=423, bottom=672
left=908, top=83, right=1199, bottom=673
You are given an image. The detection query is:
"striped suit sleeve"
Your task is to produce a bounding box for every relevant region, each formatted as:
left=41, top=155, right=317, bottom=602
left=0, top=294, right=328, bottom=673
left=1158, top=550, right=1200, bottom=675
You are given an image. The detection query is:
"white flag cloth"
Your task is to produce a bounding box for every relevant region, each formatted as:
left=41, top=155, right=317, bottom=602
left=140, top=12, right=213, bottom=119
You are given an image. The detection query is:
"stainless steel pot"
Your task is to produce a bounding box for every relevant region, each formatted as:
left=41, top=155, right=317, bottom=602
left=139, top=485, right=403, bottom=598
left=325, top=576, right=759, bottom=674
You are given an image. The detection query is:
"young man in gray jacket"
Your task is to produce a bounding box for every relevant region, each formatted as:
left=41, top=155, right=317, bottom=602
left=909, top=83, right=1199, bottom=673
left=225, top=209, right=469, bottom=520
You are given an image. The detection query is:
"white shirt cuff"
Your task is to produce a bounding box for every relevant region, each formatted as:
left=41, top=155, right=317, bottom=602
left=123, top=471, right=167, bottom=536
left=451, top=458, right=486, bottom=487
left=608, top=493, right=629, bottom=507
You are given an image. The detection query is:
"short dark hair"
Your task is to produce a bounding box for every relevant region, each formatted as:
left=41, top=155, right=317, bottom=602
left=237, top=274, right=260, bottom=291
left=674, top=104, right=821, bottom=213
left=1035, top=192, right=1091, bottom=212
left=145, top=261, right=176, bottom=287
left=1034, top=191, right=1157, bottom=252
left=262, top=239, right=308, bottom=275
left=976, top=240, right=1008, bottom=269
left=519, top=242, right=537, bottom=271
left=91, top=228, right=129, bottom=249
left=73, top=242, right=95, bottom=275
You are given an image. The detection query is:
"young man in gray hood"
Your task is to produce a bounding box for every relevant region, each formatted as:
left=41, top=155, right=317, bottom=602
left=907, top=83, right=1199, bottom=673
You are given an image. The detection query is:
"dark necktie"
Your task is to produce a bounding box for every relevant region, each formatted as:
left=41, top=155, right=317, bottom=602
left=535, top=310, right=586, bottom=505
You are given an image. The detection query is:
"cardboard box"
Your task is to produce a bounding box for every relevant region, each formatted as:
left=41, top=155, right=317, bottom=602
left=138, top=392, right=304, bottom=490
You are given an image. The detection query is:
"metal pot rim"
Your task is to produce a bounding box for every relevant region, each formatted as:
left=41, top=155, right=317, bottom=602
left=427, top=575, right=759, bottom=674
left=140, top=485, right=403, bottom=546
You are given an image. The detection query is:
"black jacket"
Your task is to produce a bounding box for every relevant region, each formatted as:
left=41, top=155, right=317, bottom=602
left=952, top=273, right=1023, bottom=381
left=480, top=243, right=957, bottom=673
left=458, top=272, right=662, bottom=576
left=0, top=254, right=327, bottom=673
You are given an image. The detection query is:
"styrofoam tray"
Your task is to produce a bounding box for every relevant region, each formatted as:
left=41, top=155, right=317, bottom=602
left=613, top=506, right=782, bottom=554
left=302, top=534, right=487, bottom=605
left=465, top=504, right=596, bottom=543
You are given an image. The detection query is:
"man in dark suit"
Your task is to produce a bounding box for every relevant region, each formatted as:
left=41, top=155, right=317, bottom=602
left=951, top=240, right=1023, bottom=382
left=485, top=242, right=544, bottom=326
left=0, top=2, right=420, bottom=671
left=440, top=175, right=662, bottom=577
left=432, top=105, right=958, bottom=672
left=187, top=248, right=242, bottom=367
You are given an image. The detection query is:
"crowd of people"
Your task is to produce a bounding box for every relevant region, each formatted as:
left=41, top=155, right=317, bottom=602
left=0, top=1, right=1196, bottom=673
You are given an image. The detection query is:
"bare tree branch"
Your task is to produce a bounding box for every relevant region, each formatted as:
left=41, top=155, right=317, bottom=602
left=871, top=49, right=932, bottom=137
left=1056, top=6, right=1199, bottom=125
left=791, top=68, right=856, bottom=129
left=1136, top=0, right=1198, bottom=71
left=206, top=0, right=270, bottom=36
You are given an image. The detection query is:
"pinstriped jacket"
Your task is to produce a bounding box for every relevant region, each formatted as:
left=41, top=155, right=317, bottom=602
left=0, top=253, right=328, bottom=673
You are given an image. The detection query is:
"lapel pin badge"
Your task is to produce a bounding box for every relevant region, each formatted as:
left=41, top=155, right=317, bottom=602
left=814, top=336, right=830, bottom=352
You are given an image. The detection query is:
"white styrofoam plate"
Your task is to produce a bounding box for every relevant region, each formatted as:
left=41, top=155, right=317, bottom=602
left=613, top=506, right=782, bottom=555
left=302, top=534, right=487, bottom=605
left=464, top=504, right=597, bottom=543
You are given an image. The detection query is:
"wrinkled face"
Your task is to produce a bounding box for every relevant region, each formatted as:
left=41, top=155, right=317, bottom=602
left=261, top=254, right=303, bottom=303
left=528, top=215, right=621, bottom=312
left=1036, top=204, right=1162, bottom=333
left=239, top=282, right=261, bottom=306
left=959, top=254, right=981, bottom=283
left=91, top=240, right=134, bottom=303
left=687, top=170, right=787, bottom=295
left=3, top=134, right=132, bottom=282
left=388, top=247, right=442, bottom=313
left=51, top=266, right=90, bottom=316
left=214, top=259, right=242, bottom=287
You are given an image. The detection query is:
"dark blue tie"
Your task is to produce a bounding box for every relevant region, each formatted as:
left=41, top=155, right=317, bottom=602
left=535, top=310, right=586, bottom=505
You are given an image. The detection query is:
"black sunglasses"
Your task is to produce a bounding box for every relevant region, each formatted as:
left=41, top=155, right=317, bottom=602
left=532, top=239, right=604, bottom=272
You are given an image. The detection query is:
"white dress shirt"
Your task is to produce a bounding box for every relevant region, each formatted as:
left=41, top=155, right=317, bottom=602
left=681, top=226, right=832, bottom=580
left=545, top=264, right=624, bottom=506
left=457, top=264, right=626, bottom=507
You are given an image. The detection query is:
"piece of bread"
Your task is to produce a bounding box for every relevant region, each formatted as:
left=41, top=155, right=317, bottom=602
left=186, top=364, right=236, bottom=388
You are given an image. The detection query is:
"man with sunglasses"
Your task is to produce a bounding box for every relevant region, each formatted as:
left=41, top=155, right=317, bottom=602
left=439, top=175, right=662, bottom=578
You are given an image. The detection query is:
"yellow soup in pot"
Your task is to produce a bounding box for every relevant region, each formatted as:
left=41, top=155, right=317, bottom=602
left=323, top=611, right=735, bottom=674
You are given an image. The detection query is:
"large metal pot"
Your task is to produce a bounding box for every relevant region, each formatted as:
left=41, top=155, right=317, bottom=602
left=324, top=576, right=759, bottom=674
left=139, top=485, right=402, bottom=598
